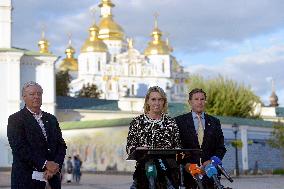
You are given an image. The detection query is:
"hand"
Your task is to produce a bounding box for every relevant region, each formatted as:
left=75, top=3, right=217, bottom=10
left=136, top=146, right=148, bottom=150
left=45, top=161, right=59, bottom=174
left=202, top=160, right=212, bottom=167
left=44, top=170, right=54, bottom=180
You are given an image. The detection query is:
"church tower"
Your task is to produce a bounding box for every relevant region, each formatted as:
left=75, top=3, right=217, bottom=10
left=59, top=35, right=78, bottom=75
left=144, top=14, right=172, bottom=86
left=0, top=0, right=12, bottom=48
left=98, top=0, right=125, bottom=56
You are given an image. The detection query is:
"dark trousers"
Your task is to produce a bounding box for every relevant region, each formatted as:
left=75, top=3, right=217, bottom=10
left=31, top=180, right=46, bottom=189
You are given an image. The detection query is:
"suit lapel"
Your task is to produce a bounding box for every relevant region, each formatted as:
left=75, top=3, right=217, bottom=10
left=22, top=107, right=47, bottom=143
left=186, top=113, right=199, bottom=147
left=41, top=112, right=51, bottom=140
left=203, top=113, right=213, bottom=145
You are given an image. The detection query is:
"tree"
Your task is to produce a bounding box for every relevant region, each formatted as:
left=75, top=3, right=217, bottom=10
left=77, top=83, right=101, bottom=98
left=268, top=123, right=284, bottom=150
left=56, top=70, right=71, bottom=96
left=187, top=75, right=261, bottom=118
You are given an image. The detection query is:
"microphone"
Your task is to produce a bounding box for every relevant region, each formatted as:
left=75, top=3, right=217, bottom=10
left=204, top=164, right=224, bottom=189
left=145, top=161, right=157, bottom=189
left=185, top=163, right=204, bottom=189
left=211, top=156, right=234, bottom=183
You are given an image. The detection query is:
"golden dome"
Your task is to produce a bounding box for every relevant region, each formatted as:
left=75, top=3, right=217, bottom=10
left=38, top=31, right=49, bottom=54
left=98, top=16, right=124, bottom=40
left=60, top=38, right=78, bottom=71
left=99, top=0, right=114, bottom=8
left=144, top=17, right=171, bottom=56
left=81, top=23, right=108, bottom=53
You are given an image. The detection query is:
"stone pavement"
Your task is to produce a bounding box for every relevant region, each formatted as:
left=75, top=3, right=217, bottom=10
left=1, top=171, right=284, bottom=189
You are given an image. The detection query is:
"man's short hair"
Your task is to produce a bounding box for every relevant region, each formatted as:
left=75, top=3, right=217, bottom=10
left=188, top=88, right=207, bottom=100
left=22, top=81, right=43, bottom=96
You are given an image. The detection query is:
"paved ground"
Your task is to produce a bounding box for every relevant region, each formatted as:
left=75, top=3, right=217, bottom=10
left=1, top=171, right=284, bottom=189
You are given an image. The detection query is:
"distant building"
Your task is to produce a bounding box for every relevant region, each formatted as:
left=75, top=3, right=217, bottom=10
left=260, top=81, right=284, bottom=123
left=59, top=0, right=188, bottom=102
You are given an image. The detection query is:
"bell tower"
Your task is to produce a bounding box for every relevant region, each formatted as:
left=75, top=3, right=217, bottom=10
left=0, top=0, right=12, bottom=48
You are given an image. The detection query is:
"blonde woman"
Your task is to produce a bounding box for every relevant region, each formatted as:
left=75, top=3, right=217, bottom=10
left=126, top=86, right=181, bottom=189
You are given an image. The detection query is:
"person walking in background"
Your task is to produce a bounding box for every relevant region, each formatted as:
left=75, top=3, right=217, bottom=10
left=7, top=81, right=67, bottom=189
left=66, top=156, right=73, bottom=183
left=175, top=88, right=226, bottom=189
left=126, top=86, right=181, bottom=189
left=73, top=155, right=82, bottom=183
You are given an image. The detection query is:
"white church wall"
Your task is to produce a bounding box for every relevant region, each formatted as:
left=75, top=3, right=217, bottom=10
left=20, top=56, right=57, bottom=115
left=0, top=52, right=22, bottom=167
left=78, top=52, right=107, bottom=77
left=35, top=57, right=57, bottom=114
left=0, top=0, right=12, bottom=48
left=147, top=55, right=171, bottom=77
left=103, top=40, right=123, bottom=55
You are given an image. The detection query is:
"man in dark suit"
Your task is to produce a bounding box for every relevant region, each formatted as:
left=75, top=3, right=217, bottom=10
left=7, top=81, right=67, bottom=189
left=175, top=88, right=226, bottom=189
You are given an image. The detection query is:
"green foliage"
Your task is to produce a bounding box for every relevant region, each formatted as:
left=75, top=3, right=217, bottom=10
left=77, top=83, right=102, bottom=98
left=272, top=169, right=284, bottom=175
left=231, top=139, right=243, bottom=149
left=268, top=123, right=284, bottom=149
left=187, top=75, right=261, bottom=118
left=56, top=70, right=71, bottom=96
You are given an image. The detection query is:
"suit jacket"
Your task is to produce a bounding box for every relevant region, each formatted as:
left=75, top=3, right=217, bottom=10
left=7, top=107, right=67, bottom=189
left=175, top=112, right=226, bottom=164
left=175, top=112, right=226, bottom=188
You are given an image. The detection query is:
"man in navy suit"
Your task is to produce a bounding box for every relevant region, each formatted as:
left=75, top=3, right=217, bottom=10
left=7, top=81, right=67, bottom=189
left=175, top=88, right=226, bottom=189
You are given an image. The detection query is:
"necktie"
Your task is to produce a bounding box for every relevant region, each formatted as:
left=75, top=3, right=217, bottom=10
left=197, top=115, right=204, bottom=147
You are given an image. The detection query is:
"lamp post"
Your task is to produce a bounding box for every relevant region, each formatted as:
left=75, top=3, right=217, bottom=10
left=232, top=123, right=240, bottom=176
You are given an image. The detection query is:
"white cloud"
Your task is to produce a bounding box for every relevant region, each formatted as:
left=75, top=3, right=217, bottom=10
left=186, top=44, right=284, bottom=105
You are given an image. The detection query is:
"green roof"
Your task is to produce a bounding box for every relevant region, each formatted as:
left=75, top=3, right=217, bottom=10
left=60, top=115, right=274, bottom=130
left=0, top=47, right=55, bottom=56
left=60, top=118, right=132, bottom=130
left=215, top=116, right=273, bottom=127
left=56, top=96, right=120, bottom=111
left=276, top=107, right=284, bottom=117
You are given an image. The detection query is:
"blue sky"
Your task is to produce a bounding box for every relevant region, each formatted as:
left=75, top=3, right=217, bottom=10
left=11, top=0, right=284, bottom=106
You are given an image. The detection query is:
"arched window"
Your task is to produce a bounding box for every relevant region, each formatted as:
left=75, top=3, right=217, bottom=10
left=86, top=58, right=89, bottom=72
left=162, top=61, right=165, bottom=73
left=131, top=84, right=135, bottom=96
left=108, top=82, right=112, bottom=91
left=98, top=60, right=101, bottom=72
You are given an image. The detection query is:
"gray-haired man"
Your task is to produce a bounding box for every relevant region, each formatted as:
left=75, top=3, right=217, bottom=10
left=7, top=81, right=67, bottom=189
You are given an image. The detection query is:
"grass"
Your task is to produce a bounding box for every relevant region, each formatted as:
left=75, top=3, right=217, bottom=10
left=60, top=118, right=133, bottom=130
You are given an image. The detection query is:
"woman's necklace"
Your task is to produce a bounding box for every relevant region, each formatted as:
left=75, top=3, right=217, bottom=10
left=144, top=113, right=165, bottom=127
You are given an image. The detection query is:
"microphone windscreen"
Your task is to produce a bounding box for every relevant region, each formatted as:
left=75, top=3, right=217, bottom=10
left=145, top=162, right=157, bottom=178
left=205, top=164, right=217, bottom=178
left=211, top=156, right=222, bottom=166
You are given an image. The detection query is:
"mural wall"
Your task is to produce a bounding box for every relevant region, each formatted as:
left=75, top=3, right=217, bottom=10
left=62, top=126, right=135, bottom=172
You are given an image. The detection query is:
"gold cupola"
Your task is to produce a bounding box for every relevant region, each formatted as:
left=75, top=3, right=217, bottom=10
left=81, top=21, right=108, bottom=53
left=97, top=0, right=124, bottom=40
left=38, top=30, right=49, bottom=54
left=144, top=15, right=171, bottom=56
left=60, top=35, right=78, bottom=71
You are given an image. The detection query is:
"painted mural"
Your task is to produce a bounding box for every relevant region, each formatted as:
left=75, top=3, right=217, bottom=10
left=62, top=126, right=135, bottom=172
